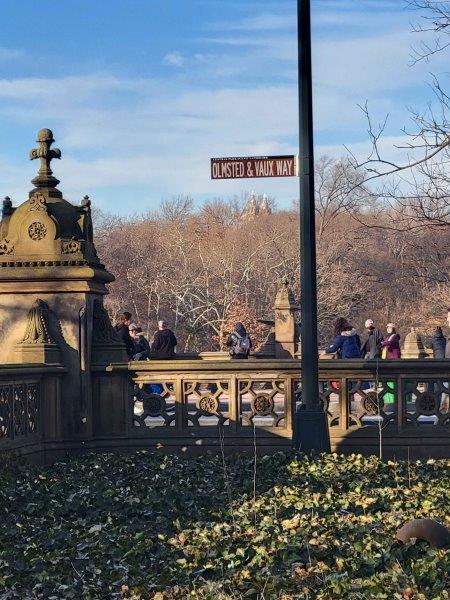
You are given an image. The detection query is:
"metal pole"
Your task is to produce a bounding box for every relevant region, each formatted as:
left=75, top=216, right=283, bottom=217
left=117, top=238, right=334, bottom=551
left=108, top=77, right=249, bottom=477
left=293, top=0, right=330, bottom=452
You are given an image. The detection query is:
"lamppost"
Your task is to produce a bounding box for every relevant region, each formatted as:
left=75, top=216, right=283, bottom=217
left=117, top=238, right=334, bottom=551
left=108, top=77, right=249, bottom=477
left=293, top=0, right=331, bottom=452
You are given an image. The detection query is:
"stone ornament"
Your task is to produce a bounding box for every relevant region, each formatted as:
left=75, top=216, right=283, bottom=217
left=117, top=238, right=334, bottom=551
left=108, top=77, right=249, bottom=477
left=415, top=392, right=438, bottom=416
left=29, top=128, right=61, bottom=189
left=362, top=392, right=384, bottom=416
left=28, top=222, right=47, bottom=241
left=252, top=393, right=274, bottom=416
left=0, top=239, right=14, bottom=255
left=21, top=299, right=56, bottom=345
left=143, top=394, right=166, bottom=416
left=61, top=240, right=82, bottom=254
left=29, top=194, right=47, bottom=212
left=198, top=395, right=219, bottom=415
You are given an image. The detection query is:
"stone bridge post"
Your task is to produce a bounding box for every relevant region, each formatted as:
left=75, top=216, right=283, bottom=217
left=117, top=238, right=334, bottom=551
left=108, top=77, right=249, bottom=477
left=0, top=129, right=127, bottom=459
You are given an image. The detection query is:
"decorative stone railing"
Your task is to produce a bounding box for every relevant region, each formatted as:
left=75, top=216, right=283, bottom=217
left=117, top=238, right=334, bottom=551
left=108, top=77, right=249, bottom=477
left=0, top=364, right=66, bottom=460
left=94, top=358, right=450, bottom=459
left=1, top=359, right=448, bottom=461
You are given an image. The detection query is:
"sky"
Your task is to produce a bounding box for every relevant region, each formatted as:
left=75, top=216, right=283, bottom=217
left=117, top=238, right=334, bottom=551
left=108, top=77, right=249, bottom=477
left=0, top=0, right=448, bottom=214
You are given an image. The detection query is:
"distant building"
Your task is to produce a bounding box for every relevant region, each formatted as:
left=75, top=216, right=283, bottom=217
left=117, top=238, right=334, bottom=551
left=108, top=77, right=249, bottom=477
left=241, top=191, right=272, bottom=221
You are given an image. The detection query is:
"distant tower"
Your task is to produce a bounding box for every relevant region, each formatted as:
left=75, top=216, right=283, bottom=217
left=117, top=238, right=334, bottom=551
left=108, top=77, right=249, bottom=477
left=259, top=193, right=272, bottom=216
left=241, top=190, right=259, bottom=221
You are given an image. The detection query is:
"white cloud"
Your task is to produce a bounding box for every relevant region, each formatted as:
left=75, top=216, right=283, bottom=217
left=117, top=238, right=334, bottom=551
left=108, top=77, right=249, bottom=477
left=0, top=47, right=23, bottom=62
left=163, top=51, right=186, bottom=68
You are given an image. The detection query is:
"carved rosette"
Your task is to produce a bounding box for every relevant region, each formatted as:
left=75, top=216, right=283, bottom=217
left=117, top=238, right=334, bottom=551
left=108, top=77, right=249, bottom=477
left=21, top=299, right=56, bottom=344
left=362, top=392, right=384, bottom=416
left=416, top=392, right=438, bottom=416
left=143, top=394, right=166, bottom=416
left=28, top=222, right=47, bottom=241
left=198, top=395, right=219, bottom=415
left=252, top=393, right=274, bottom=416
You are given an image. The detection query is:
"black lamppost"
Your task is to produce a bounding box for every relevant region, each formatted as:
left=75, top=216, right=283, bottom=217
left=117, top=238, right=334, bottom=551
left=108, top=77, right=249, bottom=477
left=293, top=0, right=331, bottom=452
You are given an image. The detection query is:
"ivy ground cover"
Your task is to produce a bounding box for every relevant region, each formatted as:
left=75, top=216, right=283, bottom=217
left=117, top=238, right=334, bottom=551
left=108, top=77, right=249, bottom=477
left=0, top=451, right=449, bottom=599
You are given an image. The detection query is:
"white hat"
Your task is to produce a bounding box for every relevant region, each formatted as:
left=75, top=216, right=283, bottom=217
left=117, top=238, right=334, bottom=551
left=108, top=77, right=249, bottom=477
left=365, top=319, right=374, bottom=328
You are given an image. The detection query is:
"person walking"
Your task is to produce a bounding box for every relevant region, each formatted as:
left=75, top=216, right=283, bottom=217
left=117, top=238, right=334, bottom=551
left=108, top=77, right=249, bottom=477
left=360, top=319, right=384, bottom=359
left=151, top=320, right=177, bottom=359
left=226, top=322, right=252, bottom=359
left=130, top=325, right=151, bottom=361
left=114, top=311, right=135, bottom=359
left=381, top=323, right=401, bottom=359
left=324, top=317, right=361, bottom=358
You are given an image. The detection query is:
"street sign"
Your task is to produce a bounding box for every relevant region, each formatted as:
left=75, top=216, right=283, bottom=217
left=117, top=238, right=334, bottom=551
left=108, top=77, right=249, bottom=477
left=211, top=155, right=298, bottom=179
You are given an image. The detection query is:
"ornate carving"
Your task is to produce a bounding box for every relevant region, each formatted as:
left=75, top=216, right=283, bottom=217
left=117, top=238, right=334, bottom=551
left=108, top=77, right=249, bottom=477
left=362, top=392, right=384, bottom=416
left=143, top=394, right=166, bottom=416
left=92, top=299, right=121, bottom=344
left=21, top=299, right=56, bottom=344
left=0, top=239, right=14, bottom=255
left=0, top=259, right=87, bottom=268
left=61, top=239, right=82, bottom=254
left=416, top=392, right=437, bottom=416
left=198, top=395, right=219, bottom=414
left=28, top=222, right=47, bottom=241
left=252, top=393, right=274, bottom=416
left=29, top=128, right=61, bottom=189
left=29, top=193, right=47, bottom=212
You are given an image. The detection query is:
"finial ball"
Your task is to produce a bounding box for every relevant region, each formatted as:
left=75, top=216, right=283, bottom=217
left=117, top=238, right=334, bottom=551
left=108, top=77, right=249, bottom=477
left=36, top=128, right=55, bottom=143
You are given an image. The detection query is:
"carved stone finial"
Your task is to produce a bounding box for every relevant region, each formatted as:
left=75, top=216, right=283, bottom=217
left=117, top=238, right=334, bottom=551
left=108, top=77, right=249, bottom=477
left=29, top=128, right=61, bottom=189
left=2, top=196, right=12, bottom=217
left=21, top=299, right=56, bottom=344
left=81, top=195, right=91, bottom=207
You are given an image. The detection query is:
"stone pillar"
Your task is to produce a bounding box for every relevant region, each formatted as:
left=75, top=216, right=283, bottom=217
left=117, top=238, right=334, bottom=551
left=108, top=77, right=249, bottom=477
left=0, top=129, right=127, bottom=446
left=402, top=327, right=428, bottom=359
left=274, top=279, right=299, bottom=358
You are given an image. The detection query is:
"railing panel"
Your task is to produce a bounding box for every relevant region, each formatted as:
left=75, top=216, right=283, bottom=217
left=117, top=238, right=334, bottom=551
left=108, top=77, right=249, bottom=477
left=0, top=381, right=40, bottom=441
left=402, top=378, right=450, bottom=427
left=133, top=381, right=176, bottom=429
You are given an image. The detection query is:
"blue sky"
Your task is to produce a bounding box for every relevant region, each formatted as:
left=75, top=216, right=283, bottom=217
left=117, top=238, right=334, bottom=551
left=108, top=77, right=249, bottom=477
left=0, top=0, right=447, bottom=214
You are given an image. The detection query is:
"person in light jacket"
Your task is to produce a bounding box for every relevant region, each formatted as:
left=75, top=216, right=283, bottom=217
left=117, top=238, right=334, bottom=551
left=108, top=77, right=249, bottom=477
left=325, top=317, right=361, bottom=359
left=381, top=323, right=401, bottom=359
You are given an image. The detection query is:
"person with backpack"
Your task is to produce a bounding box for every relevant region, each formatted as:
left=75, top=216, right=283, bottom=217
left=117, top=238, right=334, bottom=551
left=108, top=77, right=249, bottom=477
left=226, top=322, right=252, bottom=359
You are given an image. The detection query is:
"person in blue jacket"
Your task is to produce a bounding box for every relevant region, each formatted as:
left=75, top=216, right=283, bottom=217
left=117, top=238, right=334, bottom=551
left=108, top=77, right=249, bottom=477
left=325, top=317, right=361, bottom=358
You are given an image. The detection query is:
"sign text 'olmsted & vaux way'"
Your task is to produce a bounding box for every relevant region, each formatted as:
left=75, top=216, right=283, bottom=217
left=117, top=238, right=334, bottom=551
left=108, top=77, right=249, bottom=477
left=211, top=155, right=298, bottom=179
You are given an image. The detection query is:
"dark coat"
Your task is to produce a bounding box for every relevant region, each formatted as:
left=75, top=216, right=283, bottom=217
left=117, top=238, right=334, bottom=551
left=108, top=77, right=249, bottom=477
left=132, top=333, right=151, bottom=361
left=151, top=328, right=177, bottom=359
left=446, top=337, right=450, bottom=359
left=326, top=329, right=361, bottom=359
left=226, top=331, right=252, bottom=358
left=430, top=331, right=446, bottom=359
left=360, top=327, right=384, bottom=359
left=114, top=322, right=134, bottom=358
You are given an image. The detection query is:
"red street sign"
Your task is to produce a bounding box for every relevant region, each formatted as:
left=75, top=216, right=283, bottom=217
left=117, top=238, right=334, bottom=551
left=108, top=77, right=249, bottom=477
left=211, top=155, right=298, bottom=179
